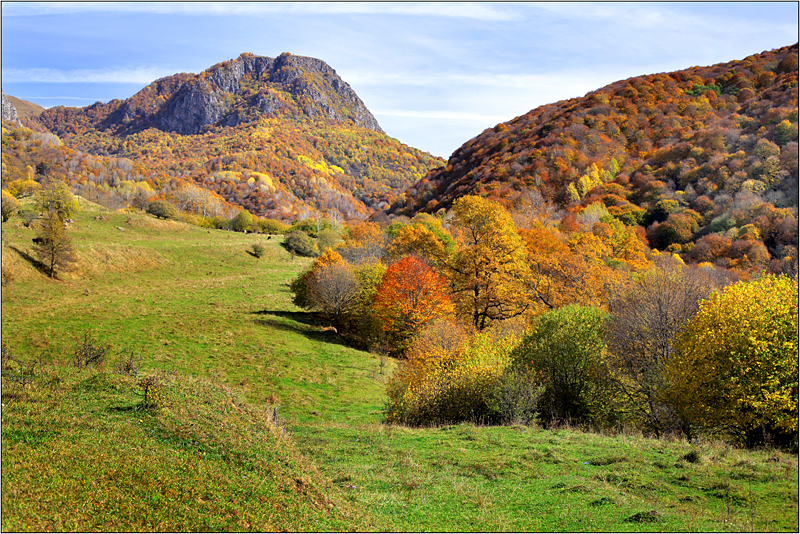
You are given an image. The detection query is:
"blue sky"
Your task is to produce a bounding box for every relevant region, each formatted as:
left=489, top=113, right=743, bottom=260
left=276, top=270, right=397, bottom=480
left=2, top=2, right=798, bottom=158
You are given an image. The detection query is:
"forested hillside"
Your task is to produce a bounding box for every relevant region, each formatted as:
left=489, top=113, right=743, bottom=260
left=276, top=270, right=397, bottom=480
left=20, top=53, right=443, bottom=220
left=392, top=44, right=798, bottom=270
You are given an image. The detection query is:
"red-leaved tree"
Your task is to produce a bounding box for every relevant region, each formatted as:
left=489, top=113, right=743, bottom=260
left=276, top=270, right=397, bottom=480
left=373, top=256, right=454, bottom=356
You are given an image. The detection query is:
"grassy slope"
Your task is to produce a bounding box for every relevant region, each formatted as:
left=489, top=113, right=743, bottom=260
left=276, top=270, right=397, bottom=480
left=2, top=199, right=797, bottom=532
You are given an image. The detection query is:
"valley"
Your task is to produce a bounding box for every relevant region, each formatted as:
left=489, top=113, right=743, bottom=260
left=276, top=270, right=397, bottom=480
left=2, top=41, right=798, bottom=532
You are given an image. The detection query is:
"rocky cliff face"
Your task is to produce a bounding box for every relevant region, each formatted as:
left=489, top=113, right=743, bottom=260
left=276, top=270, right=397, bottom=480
left=2, top=91, right=21, bottom=125
left=41, top=53, right=382, bottom=136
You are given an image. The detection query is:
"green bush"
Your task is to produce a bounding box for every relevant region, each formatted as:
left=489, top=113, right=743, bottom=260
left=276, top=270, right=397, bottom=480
left=282, top=231, right=318, bottom=258
left=510, top=305, right=613, bottom=427
left=289, top=218, right=330, bottom=238
left=250, top=244, right=267, bottom=259
left=198, top=215, right=228, bottom=229
left=146, top=200, right=180, bottom=220
left=317, top=228, right=343, bottom=253
left=232, top=210, right=255, bottom=232
left=258, top=218, right=289, bottom=235
left=487, top=368, right=544, bottom=425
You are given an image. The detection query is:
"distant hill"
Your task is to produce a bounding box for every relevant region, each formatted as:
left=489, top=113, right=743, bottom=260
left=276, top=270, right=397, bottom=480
left=26, top=53, right=443, bottom=220
left=390, top=44, right=798, bottom=265
left=6, top=94, right=45, bottom=120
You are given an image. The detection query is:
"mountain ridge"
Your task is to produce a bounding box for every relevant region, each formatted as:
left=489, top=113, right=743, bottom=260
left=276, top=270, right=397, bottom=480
left=386, top=44, right=797, bottom=269
left=5, top=53, right=443, bottom=220
left=39, top=52, right=383, bottom=137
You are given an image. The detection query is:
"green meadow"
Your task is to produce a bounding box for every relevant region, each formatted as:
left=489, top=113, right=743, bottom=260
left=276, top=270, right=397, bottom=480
left=2, top=199, right=797, bottom=532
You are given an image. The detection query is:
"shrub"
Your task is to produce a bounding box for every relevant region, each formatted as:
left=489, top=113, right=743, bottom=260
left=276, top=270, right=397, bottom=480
left=198, top=215, right=228, bottom=229
left=510, top=305, right=613, bottom=427
left=282, top=230, right=318, bottom=258
left=487, top=368, right=544, bottom=425
left=306, top=262, right=361, bottom=326
left=288, top=218, right=322, bottom=238
left=1, top=341, right=16, bottom=371
left=668, top=275, right=798, bottom=447
left=258, top=218, right=289, bottom=235
left=385, top=322, right=520, bottom=426
left=250, top=243, right=267, bottom=259
left=1, top=190, right=21, bottom=222
left=146, top=200, right=179, bottom=220
left=114, top=350, right=140, bottom=377
left=73, top=332, right=111, bottom=369
left=137, top=375, right=165, bottom=409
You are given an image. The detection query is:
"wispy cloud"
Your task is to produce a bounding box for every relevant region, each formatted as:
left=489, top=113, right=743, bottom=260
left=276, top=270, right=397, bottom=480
left=373, top=109, right=503, bottom=122
left=16, top=96, right=100, bottom=101
left=3, top=67, right=175, bottom=84
left=345, top=71, right=604, bottom=90
left=3, top=1, right=516, bottom=20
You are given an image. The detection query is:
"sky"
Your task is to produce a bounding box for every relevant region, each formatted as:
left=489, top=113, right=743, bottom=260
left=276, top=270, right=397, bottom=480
left=2, top=2, right=798, bottom=158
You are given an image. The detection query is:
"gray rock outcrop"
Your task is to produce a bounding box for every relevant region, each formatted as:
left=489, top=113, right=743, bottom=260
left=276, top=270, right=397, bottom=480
left=2, top=91, right=21, bottom=125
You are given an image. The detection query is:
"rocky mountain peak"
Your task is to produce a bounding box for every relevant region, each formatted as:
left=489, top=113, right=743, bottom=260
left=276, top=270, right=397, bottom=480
left=47, top=52, right=383, bottom=136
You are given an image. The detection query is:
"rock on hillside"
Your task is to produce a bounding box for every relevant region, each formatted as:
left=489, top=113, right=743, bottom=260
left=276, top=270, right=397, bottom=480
left=5, top=94, right=46, bottom=121
left=40, top=52, right=383, bottom=136
left=2, top=91, right=21, bottom=125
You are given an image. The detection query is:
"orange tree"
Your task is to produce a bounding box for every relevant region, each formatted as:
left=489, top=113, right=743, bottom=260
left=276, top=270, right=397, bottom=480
left=372, top=256, right=453, bottom=356
left=668, top=275, right=799, bottom=447
left=447, top=195, right=530, bottom=329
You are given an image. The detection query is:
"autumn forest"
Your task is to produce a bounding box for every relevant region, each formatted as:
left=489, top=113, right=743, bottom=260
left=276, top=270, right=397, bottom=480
left=1, top=43, right=798, bottom=531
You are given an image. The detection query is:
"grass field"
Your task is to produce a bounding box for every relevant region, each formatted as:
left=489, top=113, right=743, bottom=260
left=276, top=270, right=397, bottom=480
left=2, top=199, right=797, bottom=531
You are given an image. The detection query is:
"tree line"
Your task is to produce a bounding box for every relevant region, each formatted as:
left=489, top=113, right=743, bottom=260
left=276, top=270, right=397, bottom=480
left=287, top=194, right=797, bottom=449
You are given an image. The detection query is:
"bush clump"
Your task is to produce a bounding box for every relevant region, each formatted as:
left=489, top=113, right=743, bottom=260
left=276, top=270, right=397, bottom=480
left=137, top=375, right=165, bottom=409
left=282, top=230, right=318, bottom=258
left=73, top=332, right=111, bottom=369
left=146, top=200, right=180, bottom=220
left=250, top=243, right=267, bottom=259
left=258, top=218, right=289, bottom=235
left=509, top=305, right=614, bottom=428
left=385, top=322, right=521, bottom=426
left=668, top=275, right=798, bottom=447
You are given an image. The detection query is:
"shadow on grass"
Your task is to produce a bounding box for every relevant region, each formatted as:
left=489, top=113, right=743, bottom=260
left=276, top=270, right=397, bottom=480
left=8, top=245, right=52, bottom=278
left=108, top=403, right=142, bottom=413
left=251, top=310, right=349, bottom=346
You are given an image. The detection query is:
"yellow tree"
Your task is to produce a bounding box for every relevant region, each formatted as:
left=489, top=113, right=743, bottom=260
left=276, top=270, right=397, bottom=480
left=33, top=179, right=79, bottom=220
left=386, top=223, right=450, bottom=268
left=522, top=224, right=613, bottom=311
left=447, top=196, right=530, bottom=329
left=668, top=276, right=798, bottom=446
